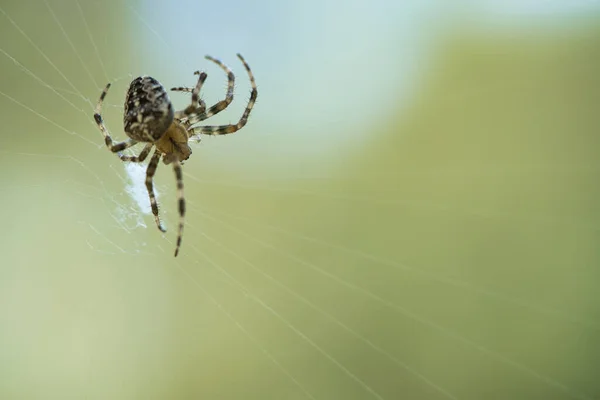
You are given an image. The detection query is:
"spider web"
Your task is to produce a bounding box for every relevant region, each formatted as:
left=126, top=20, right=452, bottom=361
left=1, top=1, right=600, bottom=399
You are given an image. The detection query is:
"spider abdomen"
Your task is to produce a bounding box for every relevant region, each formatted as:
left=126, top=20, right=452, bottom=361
left=123, top=76, right=174, bottom=142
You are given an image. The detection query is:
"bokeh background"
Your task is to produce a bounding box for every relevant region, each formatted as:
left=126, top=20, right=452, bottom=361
left=0, top=0, right=599, bottom=399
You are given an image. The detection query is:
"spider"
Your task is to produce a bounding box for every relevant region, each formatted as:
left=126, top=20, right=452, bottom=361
left=93, top=53, right=257, bottom=257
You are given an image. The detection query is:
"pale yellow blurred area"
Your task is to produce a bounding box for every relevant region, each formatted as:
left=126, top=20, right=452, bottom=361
left=0, top=1, right=599, bottom=399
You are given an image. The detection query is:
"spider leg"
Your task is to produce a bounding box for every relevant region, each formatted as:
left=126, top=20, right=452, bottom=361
left=171, top=158, right=185, bottom=257
left=145, top=149, right=166, bottom=233
left=118, top=143, right=153, bottom=162
left=189, top=53, right=257, bottom=138
left=173, top=71, right=208, bottom=120
left=185, top=55, right=236, bottom=126
left=171, top=87, right=194, bottom=92
left=94, top=83, right=139, bottom=152
left=171, top=86, right=207, bottom=120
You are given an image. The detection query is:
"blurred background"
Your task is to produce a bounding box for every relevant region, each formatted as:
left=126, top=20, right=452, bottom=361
left=0, top=0, right=599, bottom=399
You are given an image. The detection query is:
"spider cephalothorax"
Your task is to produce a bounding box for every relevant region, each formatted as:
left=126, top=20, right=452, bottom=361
left=93, top=54, right=258, bottom=257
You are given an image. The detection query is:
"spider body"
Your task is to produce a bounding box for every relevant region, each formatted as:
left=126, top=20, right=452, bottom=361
left=123, top=76, right=175, bottom=142
left=94, top=54, right=257, bottom=257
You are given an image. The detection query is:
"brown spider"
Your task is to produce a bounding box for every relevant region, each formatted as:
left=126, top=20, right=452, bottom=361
left=93, top=53, right=257, bottom=257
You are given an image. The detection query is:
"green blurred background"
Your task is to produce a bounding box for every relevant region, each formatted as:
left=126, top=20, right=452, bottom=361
left=0, top=0, right=599, bottom=399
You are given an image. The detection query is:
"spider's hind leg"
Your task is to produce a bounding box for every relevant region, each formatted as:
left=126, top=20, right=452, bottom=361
left=171, top=87, right=207, bottom=123
left=173, top=71, right=208, bottom=120
left=186, top=55, right=236, bottom=125
left=118, top=143, right=153, bottom=162
left=94, top=83, right=139, bottom=153
left=189, top=53, right=257, bottom=137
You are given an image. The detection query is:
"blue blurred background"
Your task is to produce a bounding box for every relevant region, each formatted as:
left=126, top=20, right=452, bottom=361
left=0, top=0, right=599, bottom=399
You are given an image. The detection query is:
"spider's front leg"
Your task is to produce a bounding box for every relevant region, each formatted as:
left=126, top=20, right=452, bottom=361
left=94, top=83, right=138, bottom=153
left=145, top=149, right=167, bottom=233
left=171, top=158, right=185, bottom=257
